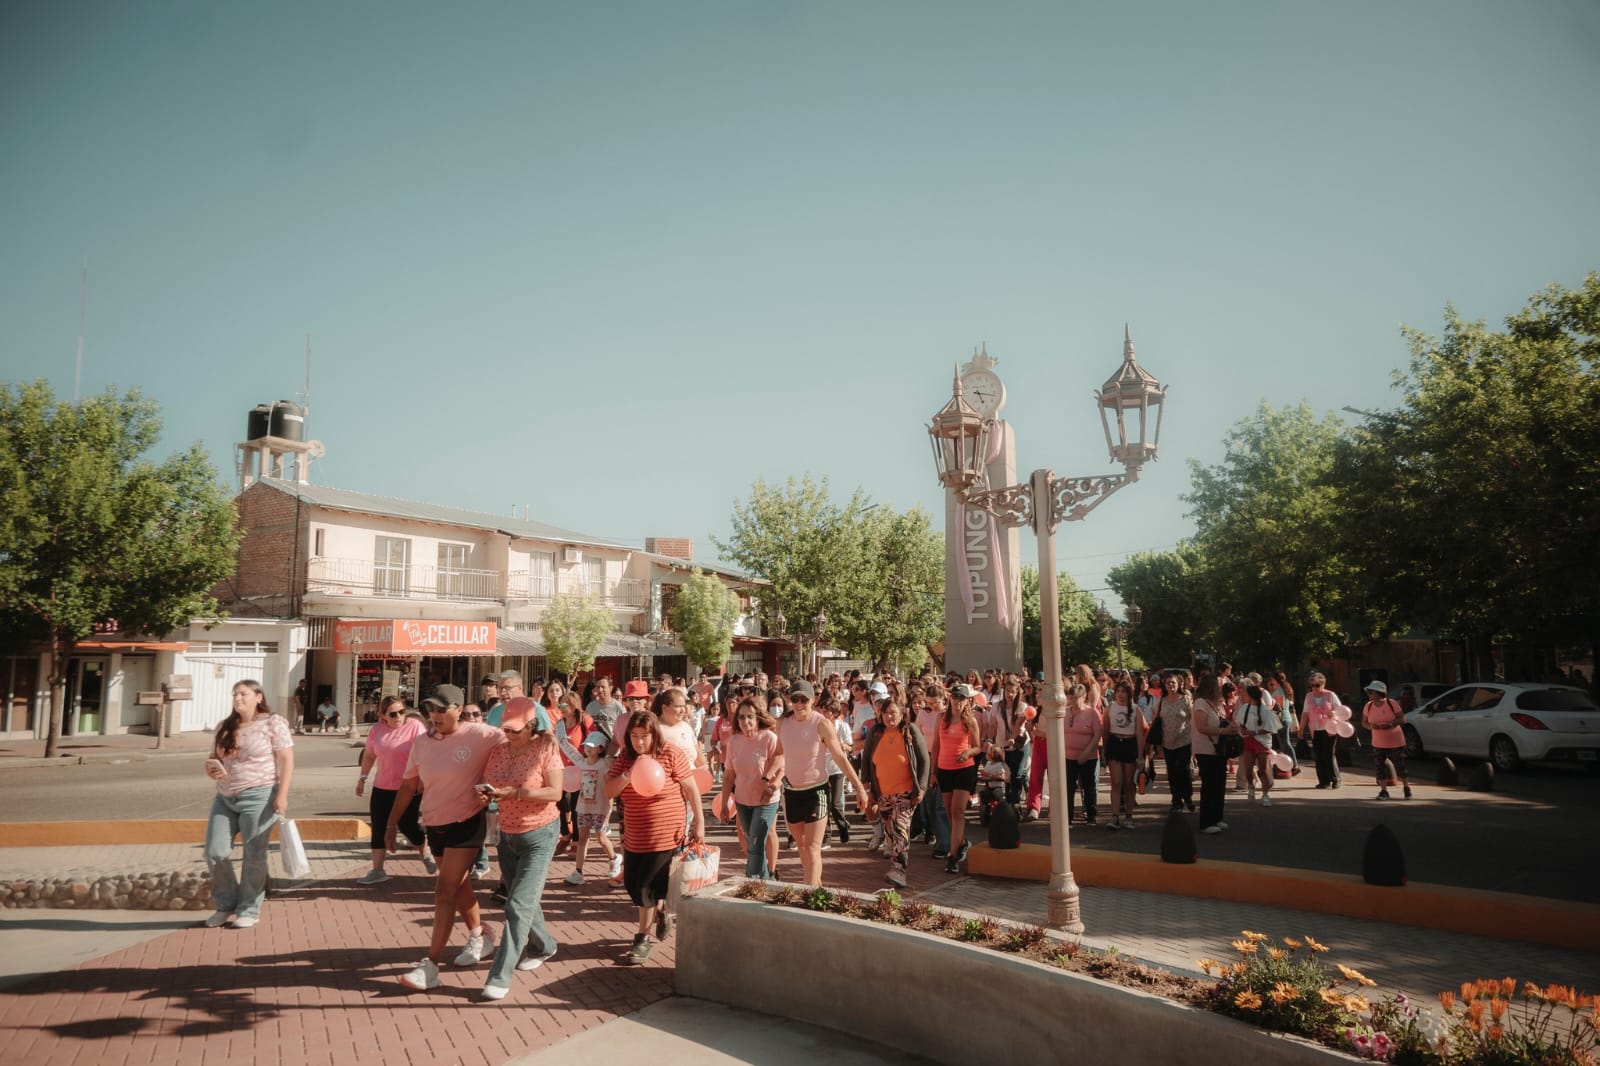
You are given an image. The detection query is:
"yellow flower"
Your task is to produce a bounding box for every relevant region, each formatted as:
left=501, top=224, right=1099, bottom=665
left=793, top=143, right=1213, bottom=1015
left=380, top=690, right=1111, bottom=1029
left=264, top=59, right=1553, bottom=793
left=1269, top=982, right=1301, bottom=1005
left=1241, top=929, right=1269, bottom=943
left=1304, top=935, right=1329, bottom=953
left=1268, top=947, right=1287, bottom=960
left=1196, top=958, right=1219, bottom=974
left=1345, top=995, right=1371, bottom=1014
left=1282, top=936, right=1303, bottom=949
left=1231, top=939, right=1258, bottom=955
left=1320, top=989, right=1346, bottom=1006
left=1235, top=990, right=1263, bottom=1010
left=1337, top=964, right=1369, bottom=984
left=1231, top=962, right=1250, bottom=977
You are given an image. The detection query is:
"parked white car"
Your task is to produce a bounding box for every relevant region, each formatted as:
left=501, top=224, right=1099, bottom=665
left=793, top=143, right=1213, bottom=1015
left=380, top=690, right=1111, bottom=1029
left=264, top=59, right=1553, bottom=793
left=1403, top=683, right=1600, bottom=771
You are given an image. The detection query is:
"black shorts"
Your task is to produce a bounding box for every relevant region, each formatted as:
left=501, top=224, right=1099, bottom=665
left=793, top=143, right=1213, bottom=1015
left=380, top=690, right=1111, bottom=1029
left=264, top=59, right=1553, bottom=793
left=371, top=786, right=423, bottom=848
left=1373, top=747, right=1407, bottom=783
left=936, top=765, right=979, bottom=794
left=1104, top=736, right=1139, bottom=764
left=623, top=846, right=676, bottom=908
left=424, top=810, right=487, bottom=854
left=783, top=781, right=830, bottom=824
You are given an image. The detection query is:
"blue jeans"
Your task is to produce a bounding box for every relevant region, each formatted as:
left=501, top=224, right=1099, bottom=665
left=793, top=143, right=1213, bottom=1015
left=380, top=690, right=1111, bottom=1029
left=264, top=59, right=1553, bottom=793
left=205, top=785, right=276, bottom=919
left=735, top=800, right=780, bottom=878
left=911, top=779, right=950, bottom=850
left=485, top=819, right=560, bottom=989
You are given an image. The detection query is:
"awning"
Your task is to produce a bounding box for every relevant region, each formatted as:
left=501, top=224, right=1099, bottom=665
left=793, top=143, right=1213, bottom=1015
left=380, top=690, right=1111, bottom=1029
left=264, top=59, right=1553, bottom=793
left=74, top=640, right=189, bottom=652
left=496, top=630, right=546, bottom=657
left=596, top=633, right=682, bottom=659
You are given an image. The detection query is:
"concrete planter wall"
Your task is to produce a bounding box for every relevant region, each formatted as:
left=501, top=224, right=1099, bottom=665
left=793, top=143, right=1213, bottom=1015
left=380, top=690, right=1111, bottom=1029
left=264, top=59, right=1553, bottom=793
left=675, top=881, right=1355, bottom=1065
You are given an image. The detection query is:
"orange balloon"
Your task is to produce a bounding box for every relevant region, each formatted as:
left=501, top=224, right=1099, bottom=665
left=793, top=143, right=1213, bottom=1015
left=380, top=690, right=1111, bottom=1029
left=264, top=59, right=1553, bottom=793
left=630, top=754, right=666, bottom=797
left=693, top=767, right=714, bottom=795
left=1024, top=707, right=1037, bottom=720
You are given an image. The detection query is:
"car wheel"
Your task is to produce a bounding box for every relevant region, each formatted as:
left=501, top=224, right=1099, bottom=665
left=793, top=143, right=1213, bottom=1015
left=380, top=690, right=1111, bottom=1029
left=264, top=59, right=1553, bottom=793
left=1489, top=734, right=1522, bottom=773
left=1403, top=725, right=1425, bottom=761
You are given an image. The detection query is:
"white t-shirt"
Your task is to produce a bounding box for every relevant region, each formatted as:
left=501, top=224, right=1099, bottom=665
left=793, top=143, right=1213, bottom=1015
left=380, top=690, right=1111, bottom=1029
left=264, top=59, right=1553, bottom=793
left=660, top=718, right=701, bottom=768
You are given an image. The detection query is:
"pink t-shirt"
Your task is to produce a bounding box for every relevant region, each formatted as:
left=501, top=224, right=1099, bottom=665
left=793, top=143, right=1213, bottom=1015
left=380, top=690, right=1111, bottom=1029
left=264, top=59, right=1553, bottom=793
left=215, top=714, right=294, bottom=797
left=777, top=712, right=830, bottom=788
left=937, top=717, right=977, bottom=771
left=1061, top=706, right=1101, bottom=761
left=660, top=717, right=700, bottom=768
left=403, top=722, right=505, bottom=827
left=915, top=707, right=941, bottom=750
left=484, top=736, right=563, bottom=834
left=363, top=717, right=425, bottom=791
left=1302, top=691, right=1342, bottom=734
left=1365, top=698, right=1404, bottom=749
left=726, top=729, right=780, bottom=806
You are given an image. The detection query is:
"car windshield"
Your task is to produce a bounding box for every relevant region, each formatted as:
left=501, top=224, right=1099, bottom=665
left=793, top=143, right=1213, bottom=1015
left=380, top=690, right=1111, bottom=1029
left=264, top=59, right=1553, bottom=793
left=1514, top=689, right=1599, bottom=712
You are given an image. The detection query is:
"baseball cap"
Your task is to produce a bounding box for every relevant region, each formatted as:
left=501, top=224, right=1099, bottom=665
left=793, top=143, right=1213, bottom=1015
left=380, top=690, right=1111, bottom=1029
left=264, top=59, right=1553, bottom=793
left=1365, top=680, right=1388, bottom=694
left=869, top=681, right=889, bottom=699
left=498, top=696, right=550, bottom=733
left=789, top=679, right=815, bottom=700
left=622, top=679, right=650, bottom=700
left=582, top=731, right=609, bottom=750
left=422, top=683, right=465, bottom=710
left=950, top=683, right=976, bottom=699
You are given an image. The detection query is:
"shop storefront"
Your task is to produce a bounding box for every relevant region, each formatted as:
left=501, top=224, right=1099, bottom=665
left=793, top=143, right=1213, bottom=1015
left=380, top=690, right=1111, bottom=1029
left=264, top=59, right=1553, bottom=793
left=331, top=619, right=507, bottom=720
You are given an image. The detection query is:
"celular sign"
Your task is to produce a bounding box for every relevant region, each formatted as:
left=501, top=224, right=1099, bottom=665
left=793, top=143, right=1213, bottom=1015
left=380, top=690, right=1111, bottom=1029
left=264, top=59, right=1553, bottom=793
left=333, top=619, right=497, bottom=656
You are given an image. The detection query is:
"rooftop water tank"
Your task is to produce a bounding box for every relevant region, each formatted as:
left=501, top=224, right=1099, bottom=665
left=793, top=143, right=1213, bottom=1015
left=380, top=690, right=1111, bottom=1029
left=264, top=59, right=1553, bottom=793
left=247, top=404, right=272, bottom=440
left=270, top=400, right=305, bottom=442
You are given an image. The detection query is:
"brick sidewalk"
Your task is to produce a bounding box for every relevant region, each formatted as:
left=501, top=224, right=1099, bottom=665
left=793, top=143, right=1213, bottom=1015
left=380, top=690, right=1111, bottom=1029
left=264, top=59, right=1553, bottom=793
left=0, top=821, right=957, bottom=1066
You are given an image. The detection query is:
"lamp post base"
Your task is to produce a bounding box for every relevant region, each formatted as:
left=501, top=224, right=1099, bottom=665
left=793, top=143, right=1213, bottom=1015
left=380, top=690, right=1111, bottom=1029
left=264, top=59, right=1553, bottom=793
left=1046, top=871, right=1085, bottom=935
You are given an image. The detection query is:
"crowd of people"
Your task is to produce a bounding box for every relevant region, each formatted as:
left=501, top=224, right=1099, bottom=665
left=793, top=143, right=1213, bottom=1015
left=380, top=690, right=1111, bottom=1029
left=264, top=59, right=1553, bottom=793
left=197, top=659, right=1410, bottom=1000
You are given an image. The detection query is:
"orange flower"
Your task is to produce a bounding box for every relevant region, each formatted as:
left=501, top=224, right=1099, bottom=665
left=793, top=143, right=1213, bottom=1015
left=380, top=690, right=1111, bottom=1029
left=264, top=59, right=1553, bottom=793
left=1462, top=981, right=1477, bottom=1001
left=1283, top=937, right=1303, bottom=949
left=1487, top=1024, right=1504, bottom=1042
left=1500, top=977, right=1515, bottom=997
left=1438, top=991, right=1456, bottom=1012
left=1345, top=995, right=1371, bottom=1014
left=1489, top=998, right=1507, bottom=1021
left=1337, top=964, right=1370, bottom=985
left=1196, top=958, right=1219, bottom=974
left=1304, top=935, right=1329, bottom=953
left=1468, top=1000, right=1486, bottom=1023
left=1240, top=929, right=1268, bottom=943
left=1523, top=982, right=1546, bottom=1001
left=1321, top=989, right=1346, bottom=1006
left=1235, top=990, right=1263, bottom=1010
left=1268, top=947, right=1287, bottom=961
left=1232, top=962, right=1249, bottom=977
left=1270, top=982, right=1301, bottom=1005
left=1231, top=939, right=1258, bottom=955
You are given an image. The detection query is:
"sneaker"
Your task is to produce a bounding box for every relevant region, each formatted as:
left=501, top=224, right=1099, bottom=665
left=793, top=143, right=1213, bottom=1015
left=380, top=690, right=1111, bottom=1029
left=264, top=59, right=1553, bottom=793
left=1107, top=818, right=1122, bottom=831
left=490, top=884, right=509, bottom=905
left=1024, top=809, right=1040, bottom=822
left=203, top=910, right=231, bottom=928
left=626, top=933, right=652, bottom=965
left=944, top=856, right=959, bottom=875
left=516, top=946, right=556, bottom=972
left=656, top=910, right=676, bottom=941
left=1403, top=785, right=1413, bottom=799
left=820, top=843, right=831, bottom=852
left=1247, top=786, right=1256, bottom=802
left=1261, top=795, right=1272, bottom=807
left=607, top=854, right=624, bottom=880
left=480, top=983, right=509, bottom=1002
left=886, top=866, right=907, bottom=888
left=1216, top=821, right=1229, bottom=830
left=607, top=871, right=626, bottom=888
left=564, top=870, right=586, bottom=886
left=1084, top=814, right=1096, bottom=826
left=471, top=864, right=491, bottom=879
left=454, top=928, right=494, bottom=967
left=931, top=848, right=949, bottom=860
left=357, top=869, right=390, bottom=886
left=955, top=841, right=970, bottom=863
left=399, top=958, right=440, bottom=990
left=1121, top=814, right=1134, bottom=828
left=1202, top=825, right=1223, bottom=835
left=1377, top=789, right=1391, bottom=800
left=231, top=915, right=259, bottom=929
left=422, top=852, right=438, bottom=875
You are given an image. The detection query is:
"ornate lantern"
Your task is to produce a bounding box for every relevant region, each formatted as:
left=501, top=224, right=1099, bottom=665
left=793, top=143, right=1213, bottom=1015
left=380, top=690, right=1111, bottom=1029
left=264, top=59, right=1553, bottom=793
left=1127, top=601, right=1143, bottom=627
left=927, top=367, right=991, bottom=491
left=1097, top=326, right=1167, bottom=468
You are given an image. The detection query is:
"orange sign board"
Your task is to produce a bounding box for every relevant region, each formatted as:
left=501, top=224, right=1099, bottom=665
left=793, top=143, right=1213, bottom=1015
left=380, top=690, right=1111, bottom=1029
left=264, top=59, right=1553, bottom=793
left=333, top=620, right=496, bottom=656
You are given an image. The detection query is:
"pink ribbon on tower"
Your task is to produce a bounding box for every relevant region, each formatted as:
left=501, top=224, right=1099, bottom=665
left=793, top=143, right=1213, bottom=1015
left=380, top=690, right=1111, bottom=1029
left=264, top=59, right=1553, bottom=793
left=956, top=420, right=1010, bottom=626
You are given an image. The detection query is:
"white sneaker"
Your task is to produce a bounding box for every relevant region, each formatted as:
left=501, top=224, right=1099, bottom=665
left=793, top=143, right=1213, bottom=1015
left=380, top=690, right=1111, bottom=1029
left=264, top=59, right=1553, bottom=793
left=1247, top=787, right=1256, bottom=802
left=231, top=915, right=259, bottom=929
left=886, top=866, right=907, bottom=888
left=1261, top=795, right=1272, bottom=807
left=422, top=852, right=438, bottom=875
left=1202, top=825, right=1223, bottom=835
left=564, top=870, right=586, bottom=885
left=454, top=928, right=494, bottom=966
left=516, top=946, right=556, bottom=971
left=1216, top=821, right=1229, bottom=830
left=357, top=868, right=390, bottom=885
left=480, top=983, right=509, bottom=1002
left=399, top=958, right=440, bottom=990
left=203, top=911, right=231, bottom=928
left=607, top=854, right=624, bottom=879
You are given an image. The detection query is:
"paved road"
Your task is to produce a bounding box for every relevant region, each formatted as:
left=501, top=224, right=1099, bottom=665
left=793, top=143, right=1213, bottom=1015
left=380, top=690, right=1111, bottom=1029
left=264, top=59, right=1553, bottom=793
left=6, top=734, right=1597, bottom=902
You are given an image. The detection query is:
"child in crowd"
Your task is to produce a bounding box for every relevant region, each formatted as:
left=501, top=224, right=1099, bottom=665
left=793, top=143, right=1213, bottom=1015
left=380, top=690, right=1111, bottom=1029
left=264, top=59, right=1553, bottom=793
left=977, top=742, right=1010, bottom=824
left=557, top=731, right=620, bottom=885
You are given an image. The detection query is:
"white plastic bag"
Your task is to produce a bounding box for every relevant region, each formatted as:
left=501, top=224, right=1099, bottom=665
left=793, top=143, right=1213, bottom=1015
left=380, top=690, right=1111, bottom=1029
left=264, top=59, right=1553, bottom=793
left=666, top=843, right=720, bottom=913
left=278, top=818, right=312, bottom=879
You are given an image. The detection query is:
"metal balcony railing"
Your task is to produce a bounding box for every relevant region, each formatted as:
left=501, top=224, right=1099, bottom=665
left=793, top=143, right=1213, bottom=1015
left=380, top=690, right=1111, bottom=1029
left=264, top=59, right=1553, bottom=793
left=306, top=556, right=503, bottom=603
left=506, top=571, right=557, bottom=603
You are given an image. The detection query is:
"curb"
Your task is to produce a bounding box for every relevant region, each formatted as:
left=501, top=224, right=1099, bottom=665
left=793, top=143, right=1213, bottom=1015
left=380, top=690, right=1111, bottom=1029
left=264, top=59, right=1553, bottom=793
left=0, top=819, right=371, bottom=847
left=966, top=843, right=1600, bottom=953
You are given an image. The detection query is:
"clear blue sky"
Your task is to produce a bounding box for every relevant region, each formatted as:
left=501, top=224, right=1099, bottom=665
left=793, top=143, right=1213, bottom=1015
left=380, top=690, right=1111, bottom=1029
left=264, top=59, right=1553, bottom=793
left=3, top=1, right=1596, bottom=602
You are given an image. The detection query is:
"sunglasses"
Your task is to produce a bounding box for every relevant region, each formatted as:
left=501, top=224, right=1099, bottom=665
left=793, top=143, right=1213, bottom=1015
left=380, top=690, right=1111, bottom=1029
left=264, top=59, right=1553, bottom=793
left=461, top=711, right=484, bottom=720
left=502, top=724, right=528, bottom=735
left=383, top=710, right=405, bottom=719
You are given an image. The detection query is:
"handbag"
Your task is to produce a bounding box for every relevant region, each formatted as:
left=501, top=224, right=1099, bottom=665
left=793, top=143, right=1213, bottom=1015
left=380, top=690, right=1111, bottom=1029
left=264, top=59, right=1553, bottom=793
left=278, top=817, right=312, bottom=879
left=1217, top=732, right=1244, bottom=760
left=1147, top=714, right=1164, bottom=749
left=666, top=842, right=721, bottom=913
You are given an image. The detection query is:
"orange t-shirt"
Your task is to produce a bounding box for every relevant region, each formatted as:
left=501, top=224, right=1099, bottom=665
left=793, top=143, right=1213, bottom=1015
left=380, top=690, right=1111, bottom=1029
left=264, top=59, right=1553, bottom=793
left=871, top=728, right=915, bottom=796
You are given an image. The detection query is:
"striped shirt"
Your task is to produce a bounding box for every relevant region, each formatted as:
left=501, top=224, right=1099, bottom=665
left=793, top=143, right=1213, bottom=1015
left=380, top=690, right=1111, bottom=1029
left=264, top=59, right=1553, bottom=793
left=609, top=744, right=692, bottom=853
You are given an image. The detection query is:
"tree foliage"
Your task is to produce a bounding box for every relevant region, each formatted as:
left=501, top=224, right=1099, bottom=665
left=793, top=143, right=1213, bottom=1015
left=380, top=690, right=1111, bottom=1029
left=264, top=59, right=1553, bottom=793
left=541, top=593, right=615, bottom=677
left=715, top=475, right=943, bottom=672
left=670, top=569, right=741, bottom=671
left=0, top=381, right=240, bottom=756
left=1106, top=545, right=1208, bottom=669
left=1019, top=565, right=1115, bottom=674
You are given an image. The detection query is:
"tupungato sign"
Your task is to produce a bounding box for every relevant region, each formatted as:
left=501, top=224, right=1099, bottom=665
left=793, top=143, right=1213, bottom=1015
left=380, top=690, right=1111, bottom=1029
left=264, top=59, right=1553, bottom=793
left=332, top=619, right=497, bottom=656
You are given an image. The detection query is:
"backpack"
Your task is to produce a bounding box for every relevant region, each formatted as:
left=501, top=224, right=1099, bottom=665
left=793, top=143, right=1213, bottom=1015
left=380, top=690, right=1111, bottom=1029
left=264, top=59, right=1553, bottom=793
left=988, top=798, right=1021, bottom=849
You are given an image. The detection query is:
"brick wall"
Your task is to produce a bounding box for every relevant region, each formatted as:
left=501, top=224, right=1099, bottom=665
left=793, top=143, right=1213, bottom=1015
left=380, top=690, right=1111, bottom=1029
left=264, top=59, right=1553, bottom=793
left=211, top=482, right=307, bottom=617
left=645, top=536, right=693, bottom=560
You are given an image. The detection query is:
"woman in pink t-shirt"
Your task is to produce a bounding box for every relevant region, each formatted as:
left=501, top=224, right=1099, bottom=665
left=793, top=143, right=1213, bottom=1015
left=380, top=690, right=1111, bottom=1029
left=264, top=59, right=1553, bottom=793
left=202, top=679, right=294, bottom=930
left=1361, top=681, right=1411, bottom=800
left=1060, top=683, right=1104, bottom=826
left=355, top=696, right=431, bottom=885
left=1295, top=672, right=1345, bottom=789
left=389, top=684, right=507, bottom=992
left=720, top=693, right=783, bottom=879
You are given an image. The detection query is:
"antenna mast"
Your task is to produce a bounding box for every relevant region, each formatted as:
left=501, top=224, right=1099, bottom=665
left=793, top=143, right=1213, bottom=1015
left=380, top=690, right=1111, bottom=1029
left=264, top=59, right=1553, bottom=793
left=74, top=262, right=86, bottom=405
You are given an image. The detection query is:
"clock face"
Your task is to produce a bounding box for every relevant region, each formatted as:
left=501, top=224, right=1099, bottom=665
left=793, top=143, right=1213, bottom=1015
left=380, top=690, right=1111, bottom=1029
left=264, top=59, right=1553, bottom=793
left=962, top=369, right=1006, bottom=417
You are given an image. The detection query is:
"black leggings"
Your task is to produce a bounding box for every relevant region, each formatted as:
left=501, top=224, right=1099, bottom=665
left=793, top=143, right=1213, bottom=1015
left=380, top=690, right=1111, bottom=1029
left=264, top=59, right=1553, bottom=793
left=825, top=773, right=851, bottom=839
left=1196, top=752, right=1226, bottom=829
left=369, top=787, right=423, bottom=848
left=1163, top=744, right=1194, bottom=809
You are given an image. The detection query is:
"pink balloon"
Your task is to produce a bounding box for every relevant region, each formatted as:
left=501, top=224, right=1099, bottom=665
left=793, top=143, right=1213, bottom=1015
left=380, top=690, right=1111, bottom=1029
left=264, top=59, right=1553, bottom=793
left=1335, top=720, right=1355, bottom=739
left=561, top=765, right=581, bottom=792
left=1331, top=704, right=1352, bottom=721
left=630, top=754, right=666, bottom=797
left=1270, top=751, right=1293, bottom=772
left=693, top=767, right=714, bottom=795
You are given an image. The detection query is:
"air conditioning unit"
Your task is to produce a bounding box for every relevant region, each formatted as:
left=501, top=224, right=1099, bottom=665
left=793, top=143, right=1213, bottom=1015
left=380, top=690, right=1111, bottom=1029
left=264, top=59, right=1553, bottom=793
left=561, top=547, right=582, bottom=565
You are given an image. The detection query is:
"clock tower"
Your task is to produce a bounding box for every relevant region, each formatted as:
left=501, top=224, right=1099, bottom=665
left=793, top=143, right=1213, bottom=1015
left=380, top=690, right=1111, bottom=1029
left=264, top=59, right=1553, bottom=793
left=942, top=346, right=1024, bottom=674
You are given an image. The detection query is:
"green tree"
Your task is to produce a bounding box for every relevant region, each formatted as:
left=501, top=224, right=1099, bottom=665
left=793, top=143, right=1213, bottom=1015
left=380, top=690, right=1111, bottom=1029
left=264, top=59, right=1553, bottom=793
left=670, top=569, right=741, bottom=671
left=1019, top=565, right=1110, bottom=674
left=0, top=381, right=240, bottom=757
left=841, top=506, right=943, bottom=672
left=1184, top=402, right=1354, bottom=668
left=1337, top=273, right=1600, bottom=674
left=541, top=593, right=615, bottom=678
left=1107, top=544, right=1210, bottom=669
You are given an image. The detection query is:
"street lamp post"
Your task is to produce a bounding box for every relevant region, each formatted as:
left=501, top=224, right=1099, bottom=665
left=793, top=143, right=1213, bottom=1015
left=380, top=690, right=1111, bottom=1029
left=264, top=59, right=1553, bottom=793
left=927, top=329, right=1167, bottom=933
left=1099, top=601, right=1142, bottom=670
left=349, top=635, right=362, bottom=737
left=812, top=609, right=828, bottom=678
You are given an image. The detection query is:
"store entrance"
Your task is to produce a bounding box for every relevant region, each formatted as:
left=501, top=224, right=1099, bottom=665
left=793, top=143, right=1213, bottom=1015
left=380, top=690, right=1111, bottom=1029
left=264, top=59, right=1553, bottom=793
left=63, top=658, right=107, bottom=736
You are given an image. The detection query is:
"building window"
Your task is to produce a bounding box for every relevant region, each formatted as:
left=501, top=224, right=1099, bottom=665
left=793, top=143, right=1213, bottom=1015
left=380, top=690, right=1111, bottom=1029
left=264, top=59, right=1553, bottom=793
left=582, top=556, right=605, bottom=598
left=530, top=551, right=555, bottom=601
left=312, top=528, right=325, bottom=556
left=437, top=543, right=469, bottom=599
left=374, top=536, right=410, bottom=597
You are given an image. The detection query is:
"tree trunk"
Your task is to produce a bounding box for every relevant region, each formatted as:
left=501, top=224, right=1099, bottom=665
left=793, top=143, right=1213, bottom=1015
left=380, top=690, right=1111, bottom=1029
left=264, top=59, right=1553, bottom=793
left=44, top=632, right=69, bottom=760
